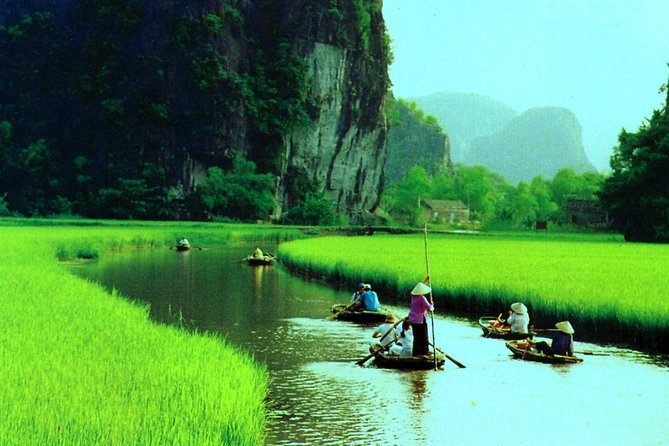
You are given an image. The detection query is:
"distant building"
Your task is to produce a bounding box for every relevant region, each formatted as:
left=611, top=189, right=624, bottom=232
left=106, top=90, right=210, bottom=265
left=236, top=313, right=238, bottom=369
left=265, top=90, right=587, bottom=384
left=420, top=199, right=469, bottom=224
left=565, top=199, right=608, bottom=226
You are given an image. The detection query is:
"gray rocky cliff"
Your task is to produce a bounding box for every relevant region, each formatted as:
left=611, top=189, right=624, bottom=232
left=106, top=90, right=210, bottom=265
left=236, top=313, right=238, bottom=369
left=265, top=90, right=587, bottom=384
left=0, top=0, right=390, bottom=221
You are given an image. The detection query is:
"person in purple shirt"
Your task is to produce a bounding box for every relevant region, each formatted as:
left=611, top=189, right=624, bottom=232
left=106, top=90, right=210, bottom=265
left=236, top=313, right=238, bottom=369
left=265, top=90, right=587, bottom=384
left=407, top=276, right=434, bottom=357
left=533, top=321, right=575, bottom=356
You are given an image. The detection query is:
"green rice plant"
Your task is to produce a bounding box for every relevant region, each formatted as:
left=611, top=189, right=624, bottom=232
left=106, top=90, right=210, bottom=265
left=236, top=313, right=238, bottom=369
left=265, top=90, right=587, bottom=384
left=279, top=233, right=669, bottom=350
left=0, top=220, right=284, bottom=445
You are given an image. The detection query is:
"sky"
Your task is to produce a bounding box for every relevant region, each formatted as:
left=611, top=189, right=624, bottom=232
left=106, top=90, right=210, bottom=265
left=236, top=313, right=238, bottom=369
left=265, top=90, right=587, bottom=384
left=382, top=0, right=669, bottom=172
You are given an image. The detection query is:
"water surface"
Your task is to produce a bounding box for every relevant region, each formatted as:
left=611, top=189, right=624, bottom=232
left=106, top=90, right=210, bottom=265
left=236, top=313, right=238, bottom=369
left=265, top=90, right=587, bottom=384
left=72, top=246, right=669, bottom=446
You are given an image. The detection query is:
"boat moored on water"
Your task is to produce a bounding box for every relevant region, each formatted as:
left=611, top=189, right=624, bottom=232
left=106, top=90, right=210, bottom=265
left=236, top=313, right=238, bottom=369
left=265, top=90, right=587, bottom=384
left=176, top=242, right=191, bottom=251
left=479, top=316, right=535, bottom=340
left=505, top=340, right=583, bottom=364
left=371, top=351, right=446, bottom=370
left=330, top=304, right=392, bottom=323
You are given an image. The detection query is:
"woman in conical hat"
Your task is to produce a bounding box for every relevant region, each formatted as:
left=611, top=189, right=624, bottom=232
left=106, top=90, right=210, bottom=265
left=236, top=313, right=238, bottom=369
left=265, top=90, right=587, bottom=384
left=534, top=320, right=575, bottom=356
left=506, top=302, right=530, bottom=333
left=407, top=276, right=433, bottom=357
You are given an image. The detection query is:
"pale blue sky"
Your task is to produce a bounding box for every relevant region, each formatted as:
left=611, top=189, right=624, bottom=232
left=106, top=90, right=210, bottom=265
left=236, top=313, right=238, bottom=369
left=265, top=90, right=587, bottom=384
left=383, top=0, right=669, bottom=171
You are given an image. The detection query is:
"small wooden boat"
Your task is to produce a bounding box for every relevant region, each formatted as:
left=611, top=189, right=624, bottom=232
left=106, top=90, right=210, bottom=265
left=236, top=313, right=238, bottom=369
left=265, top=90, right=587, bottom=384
left=505, top=340, right=583, bottom=364
left=176, top=243, right=191, bottom=251
left=479, top=316, right=535, bottom=340
left=372, top=351, right=446, bottom=370
left=243, top=255, right=275, bottom=266
left=330, top=304, right=391, bottom=323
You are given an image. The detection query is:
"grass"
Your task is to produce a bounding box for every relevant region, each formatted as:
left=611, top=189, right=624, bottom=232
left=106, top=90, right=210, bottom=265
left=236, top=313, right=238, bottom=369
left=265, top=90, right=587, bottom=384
left=278, top=232, right=669, bottom=351
left=0, top=218, right=306, bottom=445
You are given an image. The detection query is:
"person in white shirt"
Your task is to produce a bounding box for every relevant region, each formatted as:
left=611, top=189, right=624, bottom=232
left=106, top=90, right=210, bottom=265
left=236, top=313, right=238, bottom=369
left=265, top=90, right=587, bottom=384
left=389, top=320, right=413, bottom=357
left=371, top=315, right=401, bottom=349
left=501, top=302, right=530, bottom=333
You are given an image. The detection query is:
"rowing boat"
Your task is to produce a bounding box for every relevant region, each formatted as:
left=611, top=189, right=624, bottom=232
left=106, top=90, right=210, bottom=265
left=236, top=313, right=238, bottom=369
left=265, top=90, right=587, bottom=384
left=479, top=316, right=535, bottom=340
left=330, top=304, right=391, bottom=323
left=505, top=340, right=583, bottom=364
left=243, top=255, right=275, bottom=266
left=372, top=351, right=445, bottom=370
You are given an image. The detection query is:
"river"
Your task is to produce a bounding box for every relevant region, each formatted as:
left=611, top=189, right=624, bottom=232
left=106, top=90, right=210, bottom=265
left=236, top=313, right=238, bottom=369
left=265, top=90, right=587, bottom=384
left=71, top=245, right=669, bottom=446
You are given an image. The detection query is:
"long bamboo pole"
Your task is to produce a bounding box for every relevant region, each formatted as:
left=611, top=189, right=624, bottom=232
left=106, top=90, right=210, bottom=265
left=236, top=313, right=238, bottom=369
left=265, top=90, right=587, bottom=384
left=423, top=223, right=437, bottom=370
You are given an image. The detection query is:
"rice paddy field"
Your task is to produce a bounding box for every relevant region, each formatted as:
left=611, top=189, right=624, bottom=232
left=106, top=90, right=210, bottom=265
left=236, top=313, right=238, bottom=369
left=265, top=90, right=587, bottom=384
left=0, top=218, right=305, bottom=445
left=278, top=232, right=669, bottom=351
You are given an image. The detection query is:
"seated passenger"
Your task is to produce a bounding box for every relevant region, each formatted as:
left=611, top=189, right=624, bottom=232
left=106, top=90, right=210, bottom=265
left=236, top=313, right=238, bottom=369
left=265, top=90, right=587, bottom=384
left=533, top=321, right=575, bottom=356
left=389, top=320, right=413, bottom=357
left=499, top=302, right=530, bottom=333
left=371, top=315, right=401, bottom=350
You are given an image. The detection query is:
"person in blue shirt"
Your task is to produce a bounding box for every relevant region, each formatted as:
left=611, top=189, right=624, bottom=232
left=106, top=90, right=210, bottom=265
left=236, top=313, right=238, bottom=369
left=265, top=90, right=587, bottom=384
left=533, top=321, right=575, bottom=356
left=352, top=283, right=380, bottom=311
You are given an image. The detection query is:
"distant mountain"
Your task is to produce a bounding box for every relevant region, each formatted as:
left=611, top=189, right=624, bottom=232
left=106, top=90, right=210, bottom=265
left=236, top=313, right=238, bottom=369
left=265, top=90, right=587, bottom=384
left=385, top=99, right=453, bottom=186
left=410, top=92, right=517, bottom=163
left=468, top=107, right=597, bottom=183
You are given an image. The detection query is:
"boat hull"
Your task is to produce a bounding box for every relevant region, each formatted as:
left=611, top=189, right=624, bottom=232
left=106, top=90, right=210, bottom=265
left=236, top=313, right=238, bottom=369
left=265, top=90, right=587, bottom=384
left=373, top=352, right=445, bottom=370
left=331, top=304, right=390, bottom=323
left=505, top=340, right=583, bottom=364
left=245, top=257, right=274, bottom=266
left=176, top=244, right=191, bottom=251
left=479, top=317, right=534, bottom=340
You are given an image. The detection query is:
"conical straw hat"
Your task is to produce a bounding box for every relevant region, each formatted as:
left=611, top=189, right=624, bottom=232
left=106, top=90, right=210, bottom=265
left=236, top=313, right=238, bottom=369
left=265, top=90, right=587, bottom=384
left=511, top=302, right=528, bottom=315
left=411, top=282, right=431, bottom=295
left=555, top=321, right=575, bottom=334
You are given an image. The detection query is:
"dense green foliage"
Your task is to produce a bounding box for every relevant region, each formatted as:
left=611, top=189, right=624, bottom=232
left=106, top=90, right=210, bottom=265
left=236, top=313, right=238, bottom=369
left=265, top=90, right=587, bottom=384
left=385, top=98, right=453, bottom=186
left=0, top=2, right=314, bottom=220
left=279, top=232, right=669, bottom=351
left=600, top=81, right=669, bottom=242
left=382, top=164, right=605, bottom=228
left=0, top=220, right=287, bottom=444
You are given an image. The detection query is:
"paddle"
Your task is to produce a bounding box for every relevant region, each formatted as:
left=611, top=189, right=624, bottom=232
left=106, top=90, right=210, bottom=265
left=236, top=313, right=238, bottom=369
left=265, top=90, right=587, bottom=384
left=430, top=342, right=466, bottom=369
left=423, top=224, right=438, bottom=370
left=356, top=318, right=404, bottom=366
left=574, top=350, right=610, bottom=356
left=326, top=302, right=355, bottom=321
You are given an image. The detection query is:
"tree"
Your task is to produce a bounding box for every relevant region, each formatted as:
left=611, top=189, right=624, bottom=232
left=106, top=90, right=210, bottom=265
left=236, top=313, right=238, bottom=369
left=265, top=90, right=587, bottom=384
left=383, top=165, right=432, bottom=225
left=600, top=83, right=669, bottom=242
left=198, top=156, right=275, bottom=222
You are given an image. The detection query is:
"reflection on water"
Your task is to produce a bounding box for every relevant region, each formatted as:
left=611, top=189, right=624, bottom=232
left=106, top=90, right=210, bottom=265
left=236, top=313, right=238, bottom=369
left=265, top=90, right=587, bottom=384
left=72, top=247, right=669, bottom=446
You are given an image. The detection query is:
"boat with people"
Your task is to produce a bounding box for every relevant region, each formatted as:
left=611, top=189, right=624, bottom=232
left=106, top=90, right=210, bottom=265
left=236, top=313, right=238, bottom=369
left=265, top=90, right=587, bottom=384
left=505, top=339, right=583, bottom=364
left=330, top=304, right=392, bottom=323
left=243, top=255, right=275, bottom=266
left=371, top=351, right=446, bottom=370
left=176, top=238, right=191, bottom=251
left=479, top=316, right=535, bottom=339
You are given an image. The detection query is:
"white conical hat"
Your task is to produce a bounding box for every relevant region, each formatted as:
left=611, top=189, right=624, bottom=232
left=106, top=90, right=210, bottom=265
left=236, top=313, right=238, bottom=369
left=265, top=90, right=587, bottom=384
left=555, top=321, right=575, bottom=334
left=411, top=282, right=431, bottom=295
left=510, top=302, right=528, bottom=315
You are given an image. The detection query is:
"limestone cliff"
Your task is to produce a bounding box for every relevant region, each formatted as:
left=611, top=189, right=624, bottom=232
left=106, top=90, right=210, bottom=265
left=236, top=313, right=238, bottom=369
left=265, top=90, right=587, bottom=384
left=0, top=0, right=390, bottom=221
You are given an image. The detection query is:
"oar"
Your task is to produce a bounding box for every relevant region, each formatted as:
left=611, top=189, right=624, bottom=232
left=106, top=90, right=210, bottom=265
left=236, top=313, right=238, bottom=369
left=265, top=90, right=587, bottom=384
left=430, top=342, right=466, bottom=369
left=326, top=302, right=355, bottom=320
left=356, top=318, right=404, bottom=366
left=423, top=224, right=438, bottom=370
left=574, top=350, right=610, bottom=356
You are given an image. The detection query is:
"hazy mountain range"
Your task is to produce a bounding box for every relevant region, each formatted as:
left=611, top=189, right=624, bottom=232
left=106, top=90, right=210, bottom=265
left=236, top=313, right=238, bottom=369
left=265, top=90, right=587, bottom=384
left=410, top=92, right=597, bottom=183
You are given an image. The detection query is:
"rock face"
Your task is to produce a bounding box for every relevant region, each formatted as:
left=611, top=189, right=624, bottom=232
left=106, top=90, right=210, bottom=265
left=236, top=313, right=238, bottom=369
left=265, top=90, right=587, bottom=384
left=277, top=2, right=390, bottom=219
left=0, top=0, right=390, bottom=221
left=411, top=92, right=517, bottom=164
left=469, top=107, right=596, bottom=183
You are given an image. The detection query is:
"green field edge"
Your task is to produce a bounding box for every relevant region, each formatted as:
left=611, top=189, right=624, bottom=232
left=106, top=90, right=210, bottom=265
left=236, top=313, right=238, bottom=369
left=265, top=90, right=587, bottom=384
left=1, top=219, right=308, bottom=445
left=278, top=234, right=669, bottom=354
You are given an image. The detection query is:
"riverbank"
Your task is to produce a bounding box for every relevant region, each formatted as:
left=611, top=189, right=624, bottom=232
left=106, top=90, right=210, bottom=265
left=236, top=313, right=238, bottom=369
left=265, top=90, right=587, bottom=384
left=278, top=232, right=669, bottom=352
left=0, top=219, right=305, bottom=445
